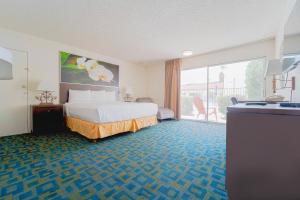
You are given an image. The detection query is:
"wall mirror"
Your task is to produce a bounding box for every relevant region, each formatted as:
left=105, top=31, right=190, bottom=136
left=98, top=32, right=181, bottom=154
left=0, top=46, right=13, bottom=80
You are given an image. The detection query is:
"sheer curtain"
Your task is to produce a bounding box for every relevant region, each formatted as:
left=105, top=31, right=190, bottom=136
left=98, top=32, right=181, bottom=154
left=164, top=58, right=181, bottom=119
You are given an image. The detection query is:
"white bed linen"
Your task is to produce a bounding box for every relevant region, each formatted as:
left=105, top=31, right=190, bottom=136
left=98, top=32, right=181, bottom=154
left=64, top=101, right=158, bottom=123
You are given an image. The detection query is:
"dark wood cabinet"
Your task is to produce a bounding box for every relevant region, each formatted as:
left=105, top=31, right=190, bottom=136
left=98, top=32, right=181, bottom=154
left=226, top=105, right=300, bottom=199
left=31, top=104, right=65, bottom=134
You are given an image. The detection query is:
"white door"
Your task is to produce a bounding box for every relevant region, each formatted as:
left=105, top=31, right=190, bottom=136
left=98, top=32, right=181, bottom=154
left=0, top=47, right=28, bottom=136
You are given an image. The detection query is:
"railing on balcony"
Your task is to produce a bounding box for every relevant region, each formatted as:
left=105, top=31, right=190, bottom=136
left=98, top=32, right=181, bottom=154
left=181, top=87, right=247, bottom=123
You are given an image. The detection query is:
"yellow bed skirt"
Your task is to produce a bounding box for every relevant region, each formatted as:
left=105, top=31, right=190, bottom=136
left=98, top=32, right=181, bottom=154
left=66, top=115, right=157, bottom=139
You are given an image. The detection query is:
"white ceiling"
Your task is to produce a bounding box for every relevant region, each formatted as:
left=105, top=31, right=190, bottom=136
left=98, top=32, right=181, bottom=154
left=0, top=0, right=296, bottom=63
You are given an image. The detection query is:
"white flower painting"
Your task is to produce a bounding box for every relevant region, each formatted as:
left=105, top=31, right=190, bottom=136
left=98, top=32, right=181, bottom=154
left=60, top=51, right=119, bottom=86
left=80, top=59, right=114, bottom=82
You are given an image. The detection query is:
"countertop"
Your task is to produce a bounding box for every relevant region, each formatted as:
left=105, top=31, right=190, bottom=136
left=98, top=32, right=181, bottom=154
left=227, top=103, right=300, bottom=116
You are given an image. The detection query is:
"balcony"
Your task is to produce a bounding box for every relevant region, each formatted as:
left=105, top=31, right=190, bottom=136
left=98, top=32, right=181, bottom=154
left=181, top=87, right=247, bottom=123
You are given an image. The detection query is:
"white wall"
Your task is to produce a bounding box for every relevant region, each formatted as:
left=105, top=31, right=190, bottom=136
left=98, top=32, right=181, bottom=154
left=145, top=39, right=276, bottom=105
left=182, top=39, right=275, bottom=69
left=145, top=61, right=165, bottom=106
left=283, top=34, right=300, bottom=55
left=0, top=27, right=148, bottom=106
left=145, top=35, right=300, bottom=104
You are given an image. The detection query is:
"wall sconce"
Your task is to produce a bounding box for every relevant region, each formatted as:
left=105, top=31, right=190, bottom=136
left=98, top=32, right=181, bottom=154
left=0, top=47, right=13, bottom=80
left=265, top=59, right=296, bottom=101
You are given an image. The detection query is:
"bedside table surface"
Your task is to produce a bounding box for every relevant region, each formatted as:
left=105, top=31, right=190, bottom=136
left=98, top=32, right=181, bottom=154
left=31, top=104, right=63, bottom=108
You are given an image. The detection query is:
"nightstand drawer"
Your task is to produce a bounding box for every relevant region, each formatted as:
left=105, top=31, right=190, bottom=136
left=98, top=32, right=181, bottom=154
left=35, top=107, right=61, bottom=113
left=31, top=104, right=65, bottom=134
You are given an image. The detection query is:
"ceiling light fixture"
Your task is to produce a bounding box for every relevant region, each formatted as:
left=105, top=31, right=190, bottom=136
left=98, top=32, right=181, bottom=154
left=182, top=50, right=193, bottom=57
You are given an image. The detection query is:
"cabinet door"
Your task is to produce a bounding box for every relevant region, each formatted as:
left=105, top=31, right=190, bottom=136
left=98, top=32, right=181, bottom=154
left=50, top=109, right=64, bottom=131
left=33, top=109, right=50, bottom=133
left=0, top=47, right=28, bottom=137
left=33, top=107, right=64, bottom=133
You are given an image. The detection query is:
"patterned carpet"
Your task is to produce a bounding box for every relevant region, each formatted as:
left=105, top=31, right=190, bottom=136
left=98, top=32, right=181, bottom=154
left=0, top=120, right=227, bottom=200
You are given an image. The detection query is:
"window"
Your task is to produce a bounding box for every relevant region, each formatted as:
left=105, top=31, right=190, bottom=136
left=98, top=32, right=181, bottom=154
left=181, top=58, right=266, bottom=123
left=181, top=67, right=207, bottom=121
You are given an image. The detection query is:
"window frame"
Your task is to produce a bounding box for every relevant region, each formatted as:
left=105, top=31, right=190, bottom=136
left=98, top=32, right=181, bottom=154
left=180, top=56, right=267, bottom=123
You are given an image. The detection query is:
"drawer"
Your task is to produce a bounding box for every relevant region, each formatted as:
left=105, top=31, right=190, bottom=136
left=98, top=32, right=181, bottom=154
left=31, top=104, right=65, bottom=134
left=33, top=107, right=61, bottom=113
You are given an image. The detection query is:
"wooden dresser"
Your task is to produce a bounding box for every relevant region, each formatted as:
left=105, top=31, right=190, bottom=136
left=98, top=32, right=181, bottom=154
left=31, top=104, right=65, bottom=134
left=226, top=103, right=300, bottom=200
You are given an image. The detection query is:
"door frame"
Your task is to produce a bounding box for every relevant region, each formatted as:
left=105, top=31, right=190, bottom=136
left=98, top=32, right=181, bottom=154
left=0, top=44, right=29, bottom=135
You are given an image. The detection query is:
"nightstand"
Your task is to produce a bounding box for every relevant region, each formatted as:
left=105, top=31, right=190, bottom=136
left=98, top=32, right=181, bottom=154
left=31, top=104, right=65, bottom=134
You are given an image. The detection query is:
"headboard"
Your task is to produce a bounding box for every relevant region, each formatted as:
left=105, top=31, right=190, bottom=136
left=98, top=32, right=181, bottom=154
left=59, top=82, right=119, bottom=104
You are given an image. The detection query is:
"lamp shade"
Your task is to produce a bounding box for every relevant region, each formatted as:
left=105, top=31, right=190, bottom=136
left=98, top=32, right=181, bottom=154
left=37, top=81, right=56, bottom=91
left=265, top=59, right=282, bottom=77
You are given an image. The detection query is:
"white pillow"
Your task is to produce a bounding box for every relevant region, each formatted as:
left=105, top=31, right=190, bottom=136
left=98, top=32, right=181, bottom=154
left=91, top=90, right=106, bottom=101
left=68, top=89, right=91, bottom=103
left=105, top=91, right=117, bottom=102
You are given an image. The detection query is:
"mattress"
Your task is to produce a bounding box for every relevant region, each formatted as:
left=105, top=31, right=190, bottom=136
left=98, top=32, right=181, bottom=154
left=64, top=101, right=158, bottom=123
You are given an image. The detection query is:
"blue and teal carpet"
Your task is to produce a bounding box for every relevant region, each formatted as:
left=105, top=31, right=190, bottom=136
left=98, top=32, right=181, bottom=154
left=0, top=120, right=227, bottom=200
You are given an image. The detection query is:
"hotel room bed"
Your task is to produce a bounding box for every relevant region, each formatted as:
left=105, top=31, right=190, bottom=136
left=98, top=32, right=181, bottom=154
left=60, top=84, right=158, bottom=140
left=64, top=101, right=158, bottom=140
left=65, top=101, right=158, bottom=123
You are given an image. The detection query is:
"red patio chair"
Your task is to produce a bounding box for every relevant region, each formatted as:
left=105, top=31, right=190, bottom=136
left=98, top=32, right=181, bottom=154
left=193, top=96, right=218, bottom=121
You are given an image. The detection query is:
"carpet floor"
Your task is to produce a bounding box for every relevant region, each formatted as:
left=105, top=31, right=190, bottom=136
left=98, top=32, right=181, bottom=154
left=0, top=120, right=227, bottom=200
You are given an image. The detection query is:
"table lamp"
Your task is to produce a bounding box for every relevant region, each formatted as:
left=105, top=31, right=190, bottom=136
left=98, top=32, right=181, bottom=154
left=265, top=59, right=283, bottom=94
left=124, top=87, right=133, bottom=101
left=35, top=81, right=57, bottom=104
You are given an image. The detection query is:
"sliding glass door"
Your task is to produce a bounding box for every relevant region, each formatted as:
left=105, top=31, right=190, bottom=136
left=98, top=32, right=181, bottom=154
left=181, top=58, right=266, bottom=123
left=181, top=67, right=207, bottom=120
